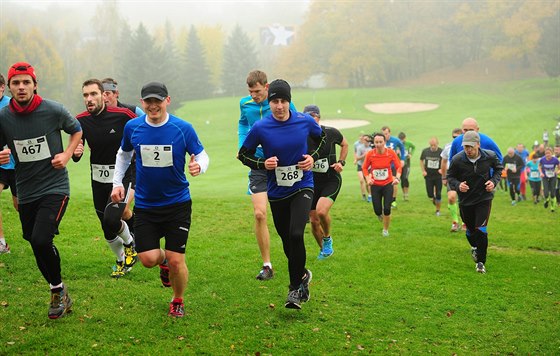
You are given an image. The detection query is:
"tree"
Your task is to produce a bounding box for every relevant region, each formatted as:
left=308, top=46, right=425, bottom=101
left=221, top=24, right=259, bottom=96
left=537, top=9, right=560, bottom=77
left=180, top=26, right=212, bottom=100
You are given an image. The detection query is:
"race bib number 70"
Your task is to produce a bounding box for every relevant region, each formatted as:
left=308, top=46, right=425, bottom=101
left=13, top=136, right=51, bottom=162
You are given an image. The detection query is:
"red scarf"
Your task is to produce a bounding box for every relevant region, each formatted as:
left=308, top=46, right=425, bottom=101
left=9, top=94, right=43, bottom=114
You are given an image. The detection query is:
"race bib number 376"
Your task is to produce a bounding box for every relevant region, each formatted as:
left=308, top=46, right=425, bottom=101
left=140, top=145, right=173, bottom=167
left=14, top=136, right=51, bottom=162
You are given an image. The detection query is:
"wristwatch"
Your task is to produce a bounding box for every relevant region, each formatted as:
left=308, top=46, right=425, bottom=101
left=337, top=160, right=346, bottom=166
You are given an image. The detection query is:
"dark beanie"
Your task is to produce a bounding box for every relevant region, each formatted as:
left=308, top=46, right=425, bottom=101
left=268, top=79, right=291, bottom=103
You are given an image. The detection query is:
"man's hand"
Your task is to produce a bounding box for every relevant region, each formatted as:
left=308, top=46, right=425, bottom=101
left=0, top=148, right=11, bottom=165
left=265, top=156, right=279, bottom=170
left=73, top=139, right=84, bottom=158
left=188, top=154, right=201, bottom=176
left=51, top=152, right=72, bottom=169
left=298, top=154, right=314, bottom=171
left=111, top=186, right=125, bottom=203
left=485, top=180, right=495, bottom=192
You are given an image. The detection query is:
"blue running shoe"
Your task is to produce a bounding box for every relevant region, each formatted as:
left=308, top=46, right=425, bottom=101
left=318, top=237, right=333, bottom=259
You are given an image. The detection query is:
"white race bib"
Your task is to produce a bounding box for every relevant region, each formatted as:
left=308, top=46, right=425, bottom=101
left=427, top=159, right=440, bottom=169
left=530, top=171, right=539, bottom=179
left=140, top=145, right=173, bottom=167
left=506, top=163, right=516, bottom=171
left=13, top=136, right=51, bottom=162
left=312, top=158, right=329, bottom=173
left=545, top=169, right=555, bottom=178
left=372, top=168, right=389, bottom=180
left=275, top=165, right=303, bottom=187
left=91, top=164, right=114, bottom=183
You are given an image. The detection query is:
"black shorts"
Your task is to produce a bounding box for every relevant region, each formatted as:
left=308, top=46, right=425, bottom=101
left=311, top=175, right=342, bottom=209
left=248, top=169, right=267, bottom=194
left=133, top=200, right=192, bottom=254
left=0, top=168, right=17, bottom=197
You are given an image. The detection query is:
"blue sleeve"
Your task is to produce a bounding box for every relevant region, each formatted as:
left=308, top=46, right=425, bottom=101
left=398, top=140, right=405, bottom=159
left=121, top=122, right=133, bottom=152
left=238, top=101, right=249, bottom=149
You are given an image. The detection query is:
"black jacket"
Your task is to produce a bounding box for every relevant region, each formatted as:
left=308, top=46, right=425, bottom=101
left=447, top=148, right=503, bottom=206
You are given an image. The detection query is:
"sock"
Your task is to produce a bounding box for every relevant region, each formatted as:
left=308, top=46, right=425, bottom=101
left=50, top=282, right=63, bottom=291
left=171, top=297, right=183, bottom=304
left=448, top=203, right=459, bottom=223
left=263, top=262, right=272, bottom=268
left=0, top=237, right=5, bottom=245
left=118, top=222, right=134, bottom=245
left=107, top=236, right=125, bottom=262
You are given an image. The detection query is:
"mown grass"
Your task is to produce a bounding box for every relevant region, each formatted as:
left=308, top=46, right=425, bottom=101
left=0, top=78, right=559, bottom=355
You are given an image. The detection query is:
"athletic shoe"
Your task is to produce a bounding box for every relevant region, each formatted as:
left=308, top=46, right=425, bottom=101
left=471, top=247, right=478, bottom=263
left=284, top=289, right=302, bottom=309
left=256, top=265, right=274, bottom=281
left=367, top=195, right=372, bottom=203
left=159, top=261, right=171, bottom=287
left=450, top=222, right=460, bottom=232
left=511, top=200, right=517, bottom=206
left=48, top=284, right=73, bottom=319
left=382, top=229, right=390, bottom=237
left=0, top=242, right=10, bottom=254
left=318, top=238, right=333, bottom=259
left=300, top=269, right=312, bottom=302
left=476, top=262, right=486, bottom=274
left=362, top=194, right=367, bottom=201
left=461, top=223, right=467, bottom=231
left=391, top=201, right=398, bottom=208
left=123, top=243, right=138, bottom=268
left=435, top=210, right=440, bottom=216
left=111, top=261, right=129, bottom=278
left=168, top=298, right=185, bottom=317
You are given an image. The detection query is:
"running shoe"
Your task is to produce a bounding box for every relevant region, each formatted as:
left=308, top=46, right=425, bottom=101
left=435, top=210, right=440, bottom=216
left=382, top=229, right=390, bottom=237
left=48, top=284, right=73, bottom=319
left=168, top=298, right=185, bottom=317
left=111, top=261, right=129, bottom=278
left=471, top=247, right=478, bottom=263
left=0, top=242, right=10, bottom=254
left=284, top=289, right=302, bottom=309
left=256, top=265, right=274, bottom=281
left=450, top=222, right=460, bottom=232
left=367, top=195, right=372, bottom=203
left=476, top=262, right=486, bottom=274
left=391, top=201, right=398, bottom=208
left=318, top=238, right=333, bottom=259
left=461, top=223, right=467, bottom=231
left=159, top=261, right=171, bottom=287
left=511, top=200, right=517, bottom=206
left=123, top=243, right=138, bottom=268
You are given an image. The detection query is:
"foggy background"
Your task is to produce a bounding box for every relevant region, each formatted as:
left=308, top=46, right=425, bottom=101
left=1, top=0, right=558, bottom=114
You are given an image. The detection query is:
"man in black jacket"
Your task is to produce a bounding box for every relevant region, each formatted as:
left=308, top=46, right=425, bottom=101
left=447, top=131, right=503, bottom=274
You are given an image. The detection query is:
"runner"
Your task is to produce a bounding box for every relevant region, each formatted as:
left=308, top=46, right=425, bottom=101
left=419, top=137, right=443, bottom=215
left=73, top=78, right=138, bottom=278
left=304, top=104, right=348, bottom=260
left=362, top=133, right=402, bottom=237
left=238, top=79, right=325, bottom=309
left=447, top=131, right=503, bottom=274
left=238, top=70, right=296, bottom=281
left=111, top=81, right=209, bottom=317
left=0, top=62, right=82, bottom=318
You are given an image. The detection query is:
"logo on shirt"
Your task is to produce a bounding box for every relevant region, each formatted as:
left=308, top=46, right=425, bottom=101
left=109, top=129, right=116, bottom=134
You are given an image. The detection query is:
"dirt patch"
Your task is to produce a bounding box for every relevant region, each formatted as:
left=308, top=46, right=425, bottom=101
left=322, top=119, right=370, bottom=129
left=365, top=102, right=439, bottom=114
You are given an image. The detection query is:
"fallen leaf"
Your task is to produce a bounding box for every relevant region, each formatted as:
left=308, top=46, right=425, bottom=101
left=357, top=345, right=365, bottom=350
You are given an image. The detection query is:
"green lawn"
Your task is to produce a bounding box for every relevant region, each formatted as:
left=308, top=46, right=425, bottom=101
left=0, top=78, right=559, bottom=355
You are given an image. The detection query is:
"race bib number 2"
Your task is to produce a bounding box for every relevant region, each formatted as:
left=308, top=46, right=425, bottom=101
left=13, top=136, right=51, bottom=162
left=140, top=145, right=173, bottom=167
left=275, top=165, right=303, bottom=187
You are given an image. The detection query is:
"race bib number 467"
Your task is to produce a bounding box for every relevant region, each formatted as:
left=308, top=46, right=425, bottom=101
left=140, top=145, right=173, bottom=167
left=13, top=136, right=51, bottom=162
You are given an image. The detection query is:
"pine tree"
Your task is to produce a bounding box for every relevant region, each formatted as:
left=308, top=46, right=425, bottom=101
left=222, top=25, right=258, bottom=97
left=181, top=25, right=212, bottom=100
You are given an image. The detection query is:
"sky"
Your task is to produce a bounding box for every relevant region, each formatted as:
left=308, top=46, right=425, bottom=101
left=12, top=0, right=310, bottom=32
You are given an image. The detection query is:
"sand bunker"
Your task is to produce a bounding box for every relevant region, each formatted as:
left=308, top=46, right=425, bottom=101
left=365, top=102, right=439, bottom=114
left=322, top=119, right=370, bottom=129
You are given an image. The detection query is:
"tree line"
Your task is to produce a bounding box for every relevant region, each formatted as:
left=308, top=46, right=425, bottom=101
left=0, top=0, right=558, bottom=114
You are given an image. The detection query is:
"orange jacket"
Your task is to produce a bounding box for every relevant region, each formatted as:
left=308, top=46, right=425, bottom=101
left=362, top=148, right=402, bottom=186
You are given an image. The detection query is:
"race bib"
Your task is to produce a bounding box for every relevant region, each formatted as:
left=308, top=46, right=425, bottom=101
left=372, top=168, right=389, bottom=180
left=530, top=171, right=539, bottom=179
left=506, top=163, right=516, bottom=171
left=312, top=158, right=329, bottom=173
left=13, top=136, right=51, bottom=162
left=140, top=145, right=173, bottom=167
left=91, top=164, right=114, bottom=183
left=275, top=165, right=303, bottom=187
left=427, top=159, right=439, bottom=169
left=545, top=169, right=555, bottom=178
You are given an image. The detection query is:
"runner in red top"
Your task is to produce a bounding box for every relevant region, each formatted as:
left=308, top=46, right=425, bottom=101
left=362, top=133, right=401, bottom=237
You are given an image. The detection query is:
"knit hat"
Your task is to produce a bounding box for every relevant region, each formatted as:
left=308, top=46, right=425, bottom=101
left=8, top=62, right=37, bottom=83
left=268, top=79, right=291, bottom=103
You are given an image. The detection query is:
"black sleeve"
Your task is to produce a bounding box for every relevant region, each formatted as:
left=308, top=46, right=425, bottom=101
left=238, top=145, right=266, bottom=170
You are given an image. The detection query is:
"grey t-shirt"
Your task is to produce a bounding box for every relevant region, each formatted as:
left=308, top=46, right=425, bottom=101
left=0, top=99, right=81, bottom=204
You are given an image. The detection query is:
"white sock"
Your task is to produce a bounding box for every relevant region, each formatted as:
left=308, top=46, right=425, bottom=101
left=263, top=262, right=272, bottom=268
left=0, top=237, right=5, bottom=245
left=49, top=282, right=63, bottom=290
left=117, top=222, right=133, bottom=246
left=107, top=236, right=125, bottom=262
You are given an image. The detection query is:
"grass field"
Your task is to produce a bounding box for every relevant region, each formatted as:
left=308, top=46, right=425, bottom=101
left=0, top=78, right=559, bottom=355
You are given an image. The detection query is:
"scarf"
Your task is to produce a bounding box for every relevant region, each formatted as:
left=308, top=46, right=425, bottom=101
left=9, top=94, right=43, bottom=114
